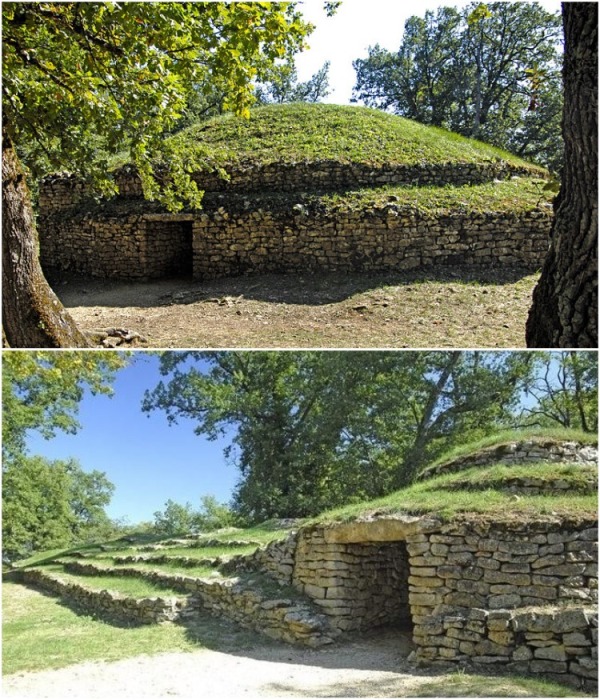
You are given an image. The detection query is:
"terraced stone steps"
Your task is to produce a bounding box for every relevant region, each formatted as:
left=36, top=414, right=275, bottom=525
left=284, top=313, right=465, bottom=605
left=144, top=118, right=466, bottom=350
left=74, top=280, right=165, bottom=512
left=21, top=567, right=191, bottom=625
left=22, top=558, right=335, bottom=647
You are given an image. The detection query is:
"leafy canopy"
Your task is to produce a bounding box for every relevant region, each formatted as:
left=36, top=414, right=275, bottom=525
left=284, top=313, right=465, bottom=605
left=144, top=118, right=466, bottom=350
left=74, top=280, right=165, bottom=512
left=2, top=350, right=127, bottom=462
left=352, top=2, right=563, bottom=170
left=2, top=2, right=313, bottom=208
left=142, top=351, right=537, bottom=521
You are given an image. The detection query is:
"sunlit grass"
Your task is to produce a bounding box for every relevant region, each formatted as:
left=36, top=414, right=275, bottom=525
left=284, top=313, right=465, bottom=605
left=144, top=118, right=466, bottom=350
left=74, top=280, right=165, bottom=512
left=2, top=582, right=262, bottom=675
left=164, top=103, right=545, bottom=171
left=31, top=565, right=185, bottom=598
left=422, top=426, right=597, bottom=477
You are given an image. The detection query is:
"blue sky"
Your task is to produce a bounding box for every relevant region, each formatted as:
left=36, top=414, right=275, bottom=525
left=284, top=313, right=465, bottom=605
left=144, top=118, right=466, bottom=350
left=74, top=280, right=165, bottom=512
left=25, top=354, right=239, bottom=525
left=295, top=0, right=562, bottom=104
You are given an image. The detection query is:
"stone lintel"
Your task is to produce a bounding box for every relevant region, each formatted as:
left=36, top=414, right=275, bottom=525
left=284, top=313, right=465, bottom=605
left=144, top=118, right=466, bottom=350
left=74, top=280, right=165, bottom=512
left=322, top=516, right=439, bottom=543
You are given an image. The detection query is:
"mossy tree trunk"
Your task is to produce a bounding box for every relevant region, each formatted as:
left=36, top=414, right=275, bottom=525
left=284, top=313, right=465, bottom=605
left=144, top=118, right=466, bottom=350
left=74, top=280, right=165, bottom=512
left=526, top=2, right=598, bottom=347
left=2, top=129, right=90, bottom=347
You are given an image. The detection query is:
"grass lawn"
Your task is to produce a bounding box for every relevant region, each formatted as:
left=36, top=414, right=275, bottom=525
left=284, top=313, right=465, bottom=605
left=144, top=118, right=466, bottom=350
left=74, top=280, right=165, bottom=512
left=1, top=582, right=260, bottom=675
left=30, top=565, right=185, bottom=598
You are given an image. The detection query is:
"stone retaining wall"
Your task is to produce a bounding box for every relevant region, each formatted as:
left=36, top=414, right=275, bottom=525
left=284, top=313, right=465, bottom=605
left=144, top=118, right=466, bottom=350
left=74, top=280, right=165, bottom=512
left=21, top=568, right=186, bottom=624
left=39, top=161, right=538, bottom=211
left=60, top=560, right=334, bottom=647
left=39, top=204, right=551, bottom=281
left=243, top=516, right=597, bottom=689
left=418, top=605, right=597, bottom=691
left=419, top=440, right=599, bottom=480
left=290, top=529, right=411, bottom=634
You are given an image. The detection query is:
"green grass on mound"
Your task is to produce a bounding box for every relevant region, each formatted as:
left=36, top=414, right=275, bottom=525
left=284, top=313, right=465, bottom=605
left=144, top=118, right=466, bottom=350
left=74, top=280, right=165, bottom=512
left=321, top=177, right=552, bottom=213
left=311, top=464, right=597, bottom=526
left=163, top=103, right=545, bottom=171
left=422, top=427, right=597, bottom=477
left=111, top=560, right=216, bottom=578
left=32, top=564, right=184, bottom=598
left=444, top=462, right=597, bottom=491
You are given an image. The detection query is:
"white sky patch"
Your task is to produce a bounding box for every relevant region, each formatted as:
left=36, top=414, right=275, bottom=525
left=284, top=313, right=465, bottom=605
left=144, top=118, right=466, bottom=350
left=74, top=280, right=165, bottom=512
left=294, top=0, right=563, bottom=105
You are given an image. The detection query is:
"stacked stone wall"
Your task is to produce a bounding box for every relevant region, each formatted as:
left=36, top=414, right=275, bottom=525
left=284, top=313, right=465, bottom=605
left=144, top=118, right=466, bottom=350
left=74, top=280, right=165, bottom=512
left=292, top=529, right=411, bottom=633
left=39, top=160, right=539, bottom=211
left=191, top=207, right=549, bottom=279
left=21, top=568, right=186, bottom=624
left=38, top=156, right=551, bottom=281
left=420, top=440, right=598, bottom=480
left=60, top=559, right=334, bottom=647
left=39, top=205, right=551, bottom=281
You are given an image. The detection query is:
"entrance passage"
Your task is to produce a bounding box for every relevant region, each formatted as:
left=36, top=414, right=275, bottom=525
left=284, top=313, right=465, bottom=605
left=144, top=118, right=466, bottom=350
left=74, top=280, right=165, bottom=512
left=144, top=221, right=194, bottom=277
left=344, top=540, right=412, bottom=632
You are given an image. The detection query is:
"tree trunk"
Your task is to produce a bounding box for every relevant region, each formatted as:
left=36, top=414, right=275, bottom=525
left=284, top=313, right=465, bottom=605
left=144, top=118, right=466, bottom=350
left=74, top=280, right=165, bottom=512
left=2, top=130, right=90, bottom=347
left=526, top=3, right=598, bottom=347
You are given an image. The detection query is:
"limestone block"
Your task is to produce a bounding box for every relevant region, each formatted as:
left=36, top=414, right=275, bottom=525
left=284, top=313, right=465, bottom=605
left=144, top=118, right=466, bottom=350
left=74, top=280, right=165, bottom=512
left=534, top=645, right=567, bottom=662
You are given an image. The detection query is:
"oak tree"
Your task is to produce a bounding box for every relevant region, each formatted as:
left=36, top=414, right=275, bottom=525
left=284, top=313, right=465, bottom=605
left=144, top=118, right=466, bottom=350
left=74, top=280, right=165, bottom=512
left=526, top=2, right=598, bottom=347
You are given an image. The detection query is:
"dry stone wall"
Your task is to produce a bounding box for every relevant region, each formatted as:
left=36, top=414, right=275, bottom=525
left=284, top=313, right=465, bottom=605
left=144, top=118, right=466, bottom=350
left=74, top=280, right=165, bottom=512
left=60, top=559, right=334, bottom=647
left=38, top=160, right=551, bottom=281
left=39, top=202, right=550, bottom=281
left=190, top=204, right=549, bottom=279
left=285, top=517, right=597, bottom=690
left=21, top=568, right=186, bottom=624
left=291, top=530, right=411, bottom=633
left=39, top=161, right=538, bottom=210
left=419, top=440, right=598, bottom=480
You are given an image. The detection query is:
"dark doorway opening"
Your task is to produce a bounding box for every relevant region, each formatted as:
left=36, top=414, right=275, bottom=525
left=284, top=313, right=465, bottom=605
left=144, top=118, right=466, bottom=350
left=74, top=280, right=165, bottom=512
left=145, top=220, right=194, bottom=278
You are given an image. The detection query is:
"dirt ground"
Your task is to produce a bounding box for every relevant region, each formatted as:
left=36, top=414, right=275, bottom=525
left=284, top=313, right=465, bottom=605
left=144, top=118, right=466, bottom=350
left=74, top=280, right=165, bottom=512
left=53, top=266, right=539, bottom=349
left=4, top=627, right=429, bottom=699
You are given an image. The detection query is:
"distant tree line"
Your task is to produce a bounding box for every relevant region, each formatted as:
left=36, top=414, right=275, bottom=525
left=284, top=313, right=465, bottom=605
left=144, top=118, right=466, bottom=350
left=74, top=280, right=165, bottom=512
left=352, top=2, right=563, bottom=172
left=2, top=352, right=126, bottom=562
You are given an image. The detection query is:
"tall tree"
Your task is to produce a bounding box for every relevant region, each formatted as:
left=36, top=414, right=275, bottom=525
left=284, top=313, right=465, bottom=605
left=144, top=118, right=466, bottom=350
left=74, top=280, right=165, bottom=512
left=518, top=351, right=598, bottom=431
left=2, top=456, right=115, bottom=562
left=2, top=2, right=312, bottom=347
left=526, top=2, right=598, bottom=347
left=142, top=351, right=532, bottom=521
left=255, top=60, right=331, bottom=104
left=352, top=2, right=563, bottom=170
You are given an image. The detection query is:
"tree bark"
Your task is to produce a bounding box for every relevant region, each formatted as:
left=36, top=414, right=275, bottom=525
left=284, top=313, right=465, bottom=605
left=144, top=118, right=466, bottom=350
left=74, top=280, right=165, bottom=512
left=2, top=129, right=90, bottom=347
left=526, top=3, right=598, bottom=347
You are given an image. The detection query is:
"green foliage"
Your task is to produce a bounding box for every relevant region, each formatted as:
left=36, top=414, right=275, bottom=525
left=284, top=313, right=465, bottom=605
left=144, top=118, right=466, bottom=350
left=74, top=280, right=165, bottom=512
left=2, top=1, right=312, bottom=208
left=153, top=499, right=196, bottom=536
left=352, top=2, right=563, bottom=171
left=142, top=351, right=542, bottom=522
left=2, top=350, right=127, bottom=462
left=519, top=352, right=598, bottom=433
left=194, top=495, right=239, bottom=532
left=255, top=60, right=331, bottom=104
left=2, top=456, right=115, bottom=562
left=152, top=495, right=238, bottom=536
left=2, top=351, right=124, bottom=562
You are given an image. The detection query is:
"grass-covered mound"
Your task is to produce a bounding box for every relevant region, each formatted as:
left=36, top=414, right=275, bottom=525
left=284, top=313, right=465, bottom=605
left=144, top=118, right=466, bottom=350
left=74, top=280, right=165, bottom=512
left=311, top=429, right=598, bottom=525
left=165, top=103, right=546, bottom=172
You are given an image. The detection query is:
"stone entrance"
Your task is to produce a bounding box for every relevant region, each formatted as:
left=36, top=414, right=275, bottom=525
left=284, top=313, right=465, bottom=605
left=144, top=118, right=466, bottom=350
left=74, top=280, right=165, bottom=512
left=292, top=520, right=419, bottom=635
left=143, top=220, right=194, bottom=277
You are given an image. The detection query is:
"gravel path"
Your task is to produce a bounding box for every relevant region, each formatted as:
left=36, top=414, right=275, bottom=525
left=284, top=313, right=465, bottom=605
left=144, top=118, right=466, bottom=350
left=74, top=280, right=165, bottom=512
left=4, top=628, right=426, bottom=699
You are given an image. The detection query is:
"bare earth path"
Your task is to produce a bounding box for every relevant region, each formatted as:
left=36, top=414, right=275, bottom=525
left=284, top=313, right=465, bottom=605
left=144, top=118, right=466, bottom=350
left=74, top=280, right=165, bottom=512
left=4, top=628, right=426, bottom=699
left=53, top=267, right=539, bottom=348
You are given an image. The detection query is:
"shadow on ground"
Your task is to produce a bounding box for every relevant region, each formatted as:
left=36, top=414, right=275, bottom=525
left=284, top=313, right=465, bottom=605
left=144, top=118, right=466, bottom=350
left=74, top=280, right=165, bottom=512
left=50, top=267, right=535, bottom=310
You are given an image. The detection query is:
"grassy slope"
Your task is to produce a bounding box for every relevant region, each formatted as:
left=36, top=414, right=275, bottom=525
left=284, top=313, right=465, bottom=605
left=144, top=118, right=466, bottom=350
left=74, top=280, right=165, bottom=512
left=166, top=103, right=546, bottom=171
left=422, top=427, right=597, bottom=475
left=312, top=428, right=597, bottom=525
